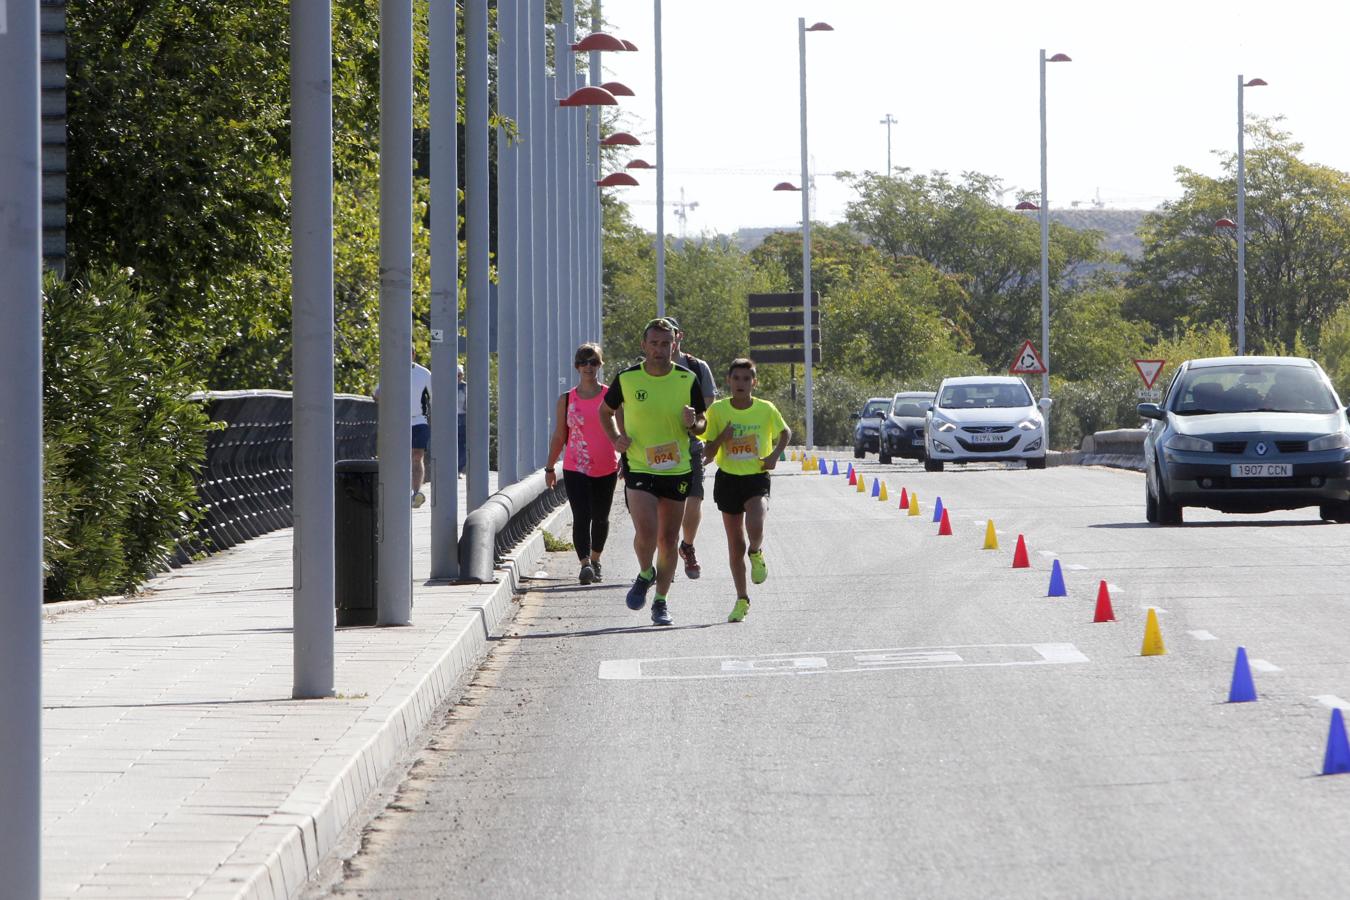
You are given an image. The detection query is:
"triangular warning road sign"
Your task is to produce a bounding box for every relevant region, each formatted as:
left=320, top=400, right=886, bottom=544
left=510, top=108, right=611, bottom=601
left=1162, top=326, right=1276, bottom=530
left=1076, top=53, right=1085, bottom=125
left=1133, top=359, right=1166, bottom=389
left=1009, top=340, right=1046, bottom=375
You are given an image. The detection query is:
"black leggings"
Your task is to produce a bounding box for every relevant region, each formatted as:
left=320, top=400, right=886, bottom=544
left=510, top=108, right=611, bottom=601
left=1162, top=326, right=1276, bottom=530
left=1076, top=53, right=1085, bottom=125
left=562, top=469, right=618, bottom=560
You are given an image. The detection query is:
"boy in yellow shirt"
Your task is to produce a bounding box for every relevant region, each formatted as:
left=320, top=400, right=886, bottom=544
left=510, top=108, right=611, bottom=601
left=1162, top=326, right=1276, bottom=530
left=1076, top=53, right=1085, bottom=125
left=701, top=358, right=792, bottom=622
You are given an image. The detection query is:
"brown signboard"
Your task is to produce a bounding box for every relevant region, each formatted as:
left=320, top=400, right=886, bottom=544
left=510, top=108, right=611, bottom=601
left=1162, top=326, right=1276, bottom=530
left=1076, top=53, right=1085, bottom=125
left=749, top=311, right=820, bottom=328
left=753, top=347, right=822, bottom=364
left=749, top=329, right=821, bottom=347
left=748, top=291, right=820, bottom=309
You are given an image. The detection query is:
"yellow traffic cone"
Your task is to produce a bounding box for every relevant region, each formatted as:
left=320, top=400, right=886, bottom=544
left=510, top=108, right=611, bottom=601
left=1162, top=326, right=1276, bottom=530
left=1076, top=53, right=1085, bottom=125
left=878, top=482, right=889, bottom=502
left=857, top=475, right=866, bottom=493
left=983, top=519, right=999, bottom=550
left=908, top=492, right=920, bottom=516
left=790, top=449, right=798, bottom=462
left=1141, top=608, right=1166, bottom=656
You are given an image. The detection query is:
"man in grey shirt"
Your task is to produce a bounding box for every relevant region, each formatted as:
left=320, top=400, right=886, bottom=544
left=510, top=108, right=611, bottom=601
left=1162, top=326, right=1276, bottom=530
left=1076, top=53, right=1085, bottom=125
left=665, top=317, right=716, bottom=579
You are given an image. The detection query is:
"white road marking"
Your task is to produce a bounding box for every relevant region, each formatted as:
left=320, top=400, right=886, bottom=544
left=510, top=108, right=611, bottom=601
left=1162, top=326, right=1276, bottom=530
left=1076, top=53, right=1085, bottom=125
left=1188, top=630, right=1218, bottom=641
left=1106, top=583, right=1123, bottom=594
left=1065, top=564, right=1088, bottom=571
left=1140, top=605, right=1169, bottom=614
left=598, top=642, right=1089, bottom=682
left=1315, top=695, right=1350, bottom=711
left=1036, top=550, right=1057, bottom=559
left=1250, top=659, right=1282, bottom=673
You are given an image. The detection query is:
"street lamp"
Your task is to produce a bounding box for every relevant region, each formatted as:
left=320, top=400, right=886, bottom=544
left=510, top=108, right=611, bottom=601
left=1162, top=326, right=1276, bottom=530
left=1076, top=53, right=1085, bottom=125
left=797, top=18, right=832, bottom=450
left=1036, top=49, right=1070, bottom=438
left=1236, top=75, right=1266, bottom=355
left=880, top=112, right=897, bottom=175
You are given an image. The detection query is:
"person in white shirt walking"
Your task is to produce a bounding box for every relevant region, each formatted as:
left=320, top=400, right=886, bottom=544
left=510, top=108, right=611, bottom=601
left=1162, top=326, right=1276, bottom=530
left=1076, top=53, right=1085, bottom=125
left=375, top=351, right=433, bottom=508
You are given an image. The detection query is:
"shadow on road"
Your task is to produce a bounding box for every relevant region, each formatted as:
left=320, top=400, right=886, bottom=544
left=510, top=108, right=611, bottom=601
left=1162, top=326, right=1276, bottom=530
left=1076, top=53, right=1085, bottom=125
left=1091, top=519, right=1326, bottom=529
left=495, top=621, right=721, bottom=641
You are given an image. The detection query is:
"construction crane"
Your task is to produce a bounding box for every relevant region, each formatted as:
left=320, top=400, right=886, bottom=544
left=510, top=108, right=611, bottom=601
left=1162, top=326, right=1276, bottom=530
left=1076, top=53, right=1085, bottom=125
left=672, top=187, right=699, bottom=239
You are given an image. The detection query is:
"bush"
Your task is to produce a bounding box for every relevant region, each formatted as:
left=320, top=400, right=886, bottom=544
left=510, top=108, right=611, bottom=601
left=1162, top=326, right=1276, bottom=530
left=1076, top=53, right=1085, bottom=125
left=42, top=268, right=213, bottom=600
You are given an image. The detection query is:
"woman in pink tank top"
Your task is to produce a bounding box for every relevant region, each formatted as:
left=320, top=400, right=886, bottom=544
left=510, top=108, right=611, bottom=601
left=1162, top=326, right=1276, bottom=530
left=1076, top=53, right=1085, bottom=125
left=545, top=343, right=620, bottom=585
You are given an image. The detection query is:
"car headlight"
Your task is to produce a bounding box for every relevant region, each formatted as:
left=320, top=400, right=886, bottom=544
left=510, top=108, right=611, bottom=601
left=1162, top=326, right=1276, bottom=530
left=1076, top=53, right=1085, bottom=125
left=933, top=419, right=957, bottom=433
left=1310, top=432, right=1350, bottom=452
left=1017, top=416, right=1042, bottom=431
left=1165, top=434, right=1214, bottom=453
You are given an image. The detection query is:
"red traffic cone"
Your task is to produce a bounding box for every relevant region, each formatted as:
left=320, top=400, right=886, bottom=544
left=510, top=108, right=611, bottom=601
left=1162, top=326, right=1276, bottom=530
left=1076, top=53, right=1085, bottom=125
left=938, top=508, right=953, bottom=535
left=848, top=468, right=857, bottom=486
left=898, top=486, right=909, bottom=510
left=1093, top=580, right=1115, bottom=622
left=1012, top=534, right=1030, bottom=568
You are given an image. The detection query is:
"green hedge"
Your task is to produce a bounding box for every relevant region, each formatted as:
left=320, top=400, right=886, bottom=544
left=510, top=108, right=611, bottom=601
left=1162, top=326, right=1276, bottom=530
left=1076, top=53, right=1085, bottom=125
left=43, top=268, right=214, bottom=601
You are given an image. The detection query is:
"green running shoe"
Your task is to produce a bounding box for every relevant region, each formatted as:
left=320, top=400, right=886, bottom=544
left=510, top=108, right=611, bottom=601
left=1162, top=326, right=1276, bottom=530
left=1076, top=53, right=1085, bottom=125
left=728, top=597, right=750, bottom=623
left=748, top=550, right=767, bottom=585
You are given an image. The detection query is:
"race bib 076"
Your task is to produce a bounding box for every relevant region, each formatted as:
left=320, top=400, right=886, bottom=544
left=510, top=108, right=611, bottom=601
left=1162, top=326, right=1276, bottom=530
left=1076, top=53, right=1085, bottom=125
left=726, top=434, right=759, bottom=460
left=645, top=441, right=681, bottom=470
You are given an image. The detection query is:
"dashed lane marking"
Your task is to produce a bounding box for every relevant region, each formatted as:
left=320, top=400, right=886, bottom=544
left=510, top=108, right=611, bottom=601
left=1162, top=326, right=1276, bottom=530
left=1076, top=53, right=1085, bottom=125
left=1315, top=695, right=1350, bottom=711
left=1188, top=630, right=1218, bottom=641
left=1250, top=659, right=1282, bottom=673
left=598, top=642, right=1089, bottom=682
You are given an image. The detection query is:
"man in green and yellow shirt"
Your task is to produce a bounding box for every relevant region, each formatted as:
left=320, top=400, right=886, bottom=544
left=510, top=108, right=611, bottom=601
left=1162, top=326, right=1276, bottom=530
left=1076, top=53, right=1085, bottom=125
left=701, top=357, right=791, bottom=623
left=599, top=318, right=707, bottom=626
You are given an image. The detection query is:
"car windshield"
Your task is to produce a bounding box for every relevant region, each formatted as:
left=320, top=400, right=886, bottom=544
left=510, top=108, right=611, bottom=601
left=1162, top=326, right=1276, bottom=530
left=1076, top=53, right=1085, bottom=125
left=1172, top=364, right=1339, bottom=415
left=937, top=383, right=1032, bottom=409
left=891, top=401, right=927, bottom=418
left=863, top=401, right=888, bottom=417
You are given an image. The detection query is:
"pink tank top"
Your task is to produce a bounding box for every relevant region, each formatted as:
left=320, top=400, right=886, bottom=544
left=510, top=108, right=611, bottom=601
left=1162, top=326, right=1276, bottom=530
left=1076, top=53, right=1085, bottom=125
left=564, top=388, right=619, bottom=477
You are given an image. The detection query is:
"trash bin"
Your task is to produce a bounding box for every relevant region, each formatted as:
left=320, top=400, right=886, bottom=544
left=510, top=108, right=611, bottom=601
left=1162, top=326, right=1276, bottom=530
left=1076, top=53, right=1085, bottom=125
left=335, top=459, right=379, bottom=626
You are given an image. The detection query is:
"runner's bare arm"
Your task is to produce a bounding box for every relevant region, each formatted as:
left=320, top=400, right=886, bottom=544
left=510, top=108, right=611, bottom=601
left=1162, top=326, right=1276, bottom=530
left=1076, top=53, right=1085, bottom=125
left=761, top=426, right=792, bottom=471
left=599, top=402, right=631, bottom=453
left=544, top=393, right=569, bottom=487
left=703, top=423, right=733, bottom=463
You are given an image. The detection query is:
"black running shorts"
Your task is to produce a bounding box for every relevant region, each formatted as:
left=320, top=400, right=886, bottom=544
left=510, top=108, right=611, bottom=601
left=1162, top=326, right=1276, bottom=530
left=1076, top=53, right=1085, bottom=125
left=713, top=470, right=771, bottom=514
left=624, top=464, right=692, bottom=502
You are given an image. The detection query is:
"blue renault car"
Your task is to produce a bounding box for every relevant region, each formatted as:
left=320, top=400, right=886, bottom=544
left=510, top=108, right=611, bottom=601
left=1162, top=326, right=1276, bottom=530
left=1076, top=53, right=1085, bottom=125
left=1138, top=356, right=1350, bottom=525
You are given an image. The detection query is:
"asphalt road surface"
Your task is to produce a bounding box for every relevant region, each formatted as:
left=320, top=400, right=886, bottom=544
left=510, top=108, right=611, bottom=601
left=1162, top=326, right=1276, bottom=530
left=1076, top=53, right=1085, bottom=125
left=311, top=460, right=1350, bottom=899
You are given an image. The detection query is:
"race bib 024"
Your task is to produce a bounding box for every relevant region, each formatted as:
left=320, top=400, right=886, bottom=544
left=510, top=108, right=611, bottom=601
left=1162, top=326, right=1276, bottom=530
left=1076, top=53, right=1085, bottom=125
left=645, top=441, right=681, bottom=471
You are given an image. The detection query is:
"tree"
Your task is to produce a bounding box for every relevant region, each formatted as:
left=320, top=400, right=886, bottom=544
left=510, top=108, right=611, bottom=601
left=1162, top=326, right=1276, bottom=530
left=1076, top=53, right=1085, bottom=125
left=1128, top=119, right=1350, bottom=353
left=841, top=170, right=1106, bottom=368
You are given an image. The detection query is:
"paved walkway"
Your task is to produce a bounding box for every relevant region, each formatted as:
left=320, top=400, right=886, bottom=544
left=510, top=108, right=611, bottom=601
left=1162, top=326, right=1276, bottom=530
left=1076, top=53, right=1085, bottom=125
left=41, top=474, right=558, bottom=899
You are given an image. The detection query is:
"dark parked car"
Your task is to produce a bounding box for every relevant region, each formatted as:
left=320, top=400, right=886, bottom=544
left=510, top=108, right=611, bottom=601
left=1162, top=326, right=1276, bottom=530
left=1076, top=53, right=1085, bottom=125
left=851, top=397, right=892, bottom=458
left=879, top=391, right=935, bottom=464
left=1139, top=356, right=1350, bottom=525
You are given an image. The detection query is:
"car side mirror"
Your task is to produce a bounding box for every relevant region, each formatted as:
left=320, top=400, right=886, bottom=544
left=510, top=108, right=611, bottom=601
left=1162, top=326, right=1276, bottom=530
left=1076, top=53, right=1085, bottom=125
left=1137, top=402, right=1164, bottom=420
left=849, top=412, right=860, bottom=421
left=1038, top=397, right=1053, bottom=412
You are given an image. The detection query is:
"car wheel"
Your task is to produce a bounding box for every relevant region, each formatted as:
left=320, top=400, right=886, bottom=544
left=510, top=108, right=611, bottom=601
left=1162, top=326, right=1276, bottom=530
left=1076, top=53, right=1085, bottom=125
left=1319, top=501, right=1350, bottom=523
left=923, top=458, right=944, bottom=473
left=1145, top=478, right=1159, bottom=523
left=1026, top=456, right=1046, bottom=470
left=879, top=448, right=892, bottom=465
left=853, top=444, right=864, bottom=459
left=1156, top=471, right=1184, bottom=525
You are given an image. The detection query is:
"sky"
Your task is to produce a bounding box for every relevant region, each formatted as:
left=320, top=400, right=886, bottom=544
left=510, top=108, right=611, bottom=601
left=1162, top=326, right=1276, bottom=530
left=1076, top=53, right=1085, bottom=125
left=590, top=0, right=1350, bottom=237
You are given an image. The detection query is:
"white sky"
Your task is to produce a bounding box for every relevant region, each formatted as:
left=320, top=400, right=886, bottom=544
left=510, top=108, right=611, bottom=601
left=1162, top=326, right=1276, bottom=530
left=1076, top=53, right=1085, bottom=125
left=592, top=0, right=1350, bottom=236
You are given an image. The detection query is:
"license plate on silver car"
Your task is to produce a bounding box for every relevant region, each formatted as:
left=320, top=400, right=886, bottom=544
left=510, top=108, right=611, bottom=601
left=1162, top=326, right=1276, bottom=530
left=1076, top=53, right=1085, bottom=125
left=971, top=433, right=1004, bottom=444
left=1231, top=463, right=1291, bottom=477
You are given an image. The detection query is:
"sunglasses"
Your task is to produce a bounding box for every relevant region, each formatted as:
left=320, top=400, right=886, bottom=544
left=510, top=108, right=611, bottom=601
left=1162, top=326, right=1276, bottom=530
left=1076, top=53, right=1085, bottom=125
left=576, top=358, right=601, bottom=367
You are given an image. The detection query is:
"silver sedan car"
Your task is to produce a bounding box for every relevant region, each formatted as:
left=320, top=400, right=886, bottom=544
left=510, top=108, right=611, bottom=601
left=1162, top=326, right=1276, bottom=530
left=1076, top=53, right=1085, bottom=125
left=1139, top=356, right=1350, bottom=524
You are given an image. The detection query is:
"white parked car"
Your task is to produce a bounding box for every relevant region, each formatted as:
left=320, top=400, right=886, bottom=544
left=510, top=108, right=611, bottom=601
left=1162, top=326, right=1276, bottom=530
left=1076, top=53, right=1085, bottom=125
left=924, top=376, right=1051, bottom=471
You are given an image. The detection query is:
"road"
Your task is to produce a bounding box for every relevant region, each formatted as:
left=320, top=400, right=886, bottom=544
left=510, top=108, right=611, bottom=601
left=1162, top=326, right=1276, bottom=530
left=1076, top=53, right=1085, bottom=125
left=309, top=460, right=1350, bottom=899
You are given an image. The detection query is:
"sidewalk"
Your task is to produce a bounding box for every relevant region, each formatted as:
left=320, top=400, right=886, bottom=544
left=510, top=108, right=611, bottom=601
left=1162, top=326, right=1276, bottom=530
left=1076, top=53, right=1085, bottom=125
left=41, top=474, right=561, bottom=899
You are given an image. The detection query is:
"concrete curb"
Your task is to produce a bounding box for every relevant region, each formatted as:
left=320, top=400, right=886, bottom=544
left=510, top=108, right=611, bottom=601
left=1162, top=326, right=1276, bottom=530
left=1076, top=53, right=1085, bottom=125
left=217, top=503, right=570, bottom=900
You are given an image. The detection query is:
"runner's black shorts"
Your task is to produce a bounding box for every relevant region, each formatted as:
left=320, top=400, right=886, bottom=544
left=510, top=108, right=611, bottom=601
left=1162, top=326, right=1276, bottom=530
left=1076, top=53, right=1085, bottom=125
left=623, top=460, right=692, bottom=502
left=686, top=438, right=706, bottom=499
left=713, top=470, right=771, bottom=514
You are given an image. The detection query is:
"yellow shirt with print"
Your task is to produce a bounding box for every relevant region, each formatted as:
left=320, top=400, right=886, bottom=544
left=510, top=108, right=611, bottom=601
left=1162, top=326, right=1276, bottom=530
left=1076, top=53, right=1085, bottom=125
left=604, top=362, right=706, bottom=476
left=702, top=397, right=787, bottom=476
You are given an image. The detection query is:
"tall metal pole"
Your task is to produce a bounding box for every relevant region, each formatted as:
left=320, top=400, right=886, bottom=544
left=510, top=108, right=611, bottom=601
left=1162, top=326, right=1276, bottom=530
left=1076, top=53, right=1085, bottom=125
left=496, top=0, right=519, bottom=485
left=1038, top=49, right=1051, bottom=413
left=531, top=5, right=550, bottom=465
left=654, top=0, right=666, bottom=316
left=516, top=0, right=536, bottom=474
left=0, top=2, right=43, bottom=894
left=429, top=0, right=460, bottom=579
left=467, top=0, right=491, bottom=512
left=562, top=2, right=578, bottom=380
left=291, top=0, right=336, bottom=695
left=590, top=2, right=603, bottom=342
left=1237, top=73, right=1247, bottom=356
left=377, top=0, right=414, bottom=624
left=880, top=112, right=896, bottom=175
left=798, top=18, right=814, bottom=449
left=547, top=71, right=562, bottom=428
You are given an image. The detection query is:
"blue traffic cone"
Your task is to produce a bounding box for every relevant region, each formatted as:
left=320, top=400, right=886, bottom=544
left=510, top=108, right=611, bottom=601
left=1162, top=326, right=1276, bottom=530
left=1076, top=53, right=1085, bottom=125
left=1324, top=709, right=1350, bottom=775
left=931, top=496, right=944, bottom=523
left=1047, top=559, right=1067, bottom=597
left=870, top=477, right=880, bottom=497
left=831, top=460, right=840, bottom=476
left=819, top=457, right=827, bottom=474
left=1228, top=646, right=1257, bottom=703
left=847, top=462, right=854, bottom=479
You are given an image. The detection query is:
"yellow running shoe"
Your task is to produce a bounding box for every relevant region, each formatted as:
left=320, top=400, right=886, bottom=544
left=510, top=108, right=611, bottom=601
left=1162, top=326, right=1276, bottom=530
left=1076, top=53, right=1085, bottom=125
left=748, top=550, right=767, bottom=585
left=728, top=597, right=750, bottom=623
